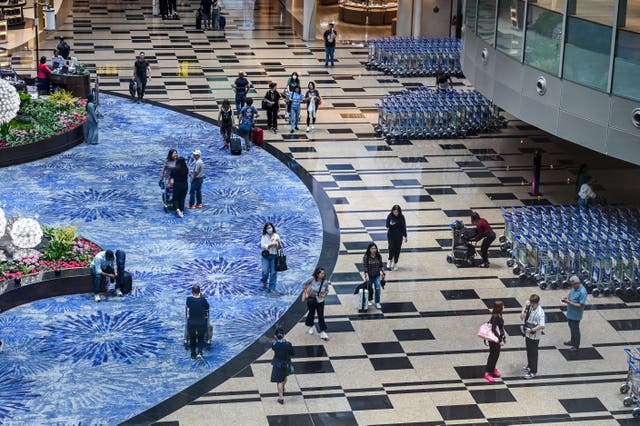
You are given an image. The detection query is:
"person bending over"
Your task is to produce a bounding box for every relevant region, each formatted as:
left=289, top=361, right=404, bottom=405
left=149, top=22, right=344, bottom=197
left=469, top=211, right=496, bottom=268
left=90, top=249, right=118, bottom=302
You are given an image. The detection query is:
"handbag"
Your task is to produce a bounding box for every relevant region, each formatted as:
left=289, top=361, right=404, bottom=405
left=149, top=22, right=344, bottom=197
left=477, top=322, right=499, bottom=343
left=275, top=249, right=288, bottom=272
left=261, top=98, right=270, bottom=110
left=261, top=249, right=269, bottom=258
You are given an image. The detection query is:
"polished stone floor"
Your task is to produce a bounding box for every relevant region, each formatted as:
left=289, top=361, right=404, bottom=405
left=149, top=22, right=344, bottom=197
left=14, top=0, right=640, bottom=424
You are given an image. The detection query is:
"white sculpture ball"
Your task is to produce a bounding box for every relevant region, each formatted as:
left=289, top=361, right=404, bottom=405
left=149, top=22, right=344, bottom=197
left=0, top=208, right=5, bottom=238
left=0, top=79, right=21, bottom=124
left=10, top=217, right=43, bottom=249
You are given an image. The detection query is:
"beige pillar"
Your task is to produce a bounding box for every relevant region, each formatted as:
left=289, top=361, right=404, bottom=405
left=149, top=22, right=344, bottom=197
left=396, top=0, right=413, bottom=36
left=302, top=0, right=317, bottom=41
left=412, top=0, right=422, bottom=35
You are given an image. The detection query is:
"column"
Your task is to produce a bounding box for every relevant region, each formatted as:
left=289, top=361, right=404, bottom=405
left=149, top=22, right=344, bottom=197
left=397, top=0, right=413, bottom=36
left=412, top=0, right=422, bottom=35
left=303, top=0, right=317, bottom=41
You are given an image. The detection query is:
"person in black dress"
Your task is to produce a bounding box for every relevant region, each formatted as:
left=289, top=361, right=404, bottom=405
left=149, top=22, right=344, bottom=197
left=386, top=204, right=407, bottom=271
left=186, top=285, right=210, bottom=360
left=484, top=300, right=506, bottom=383
left=170, top=157, right=189, bottom=218
left=270, top=327, right=294, bottom=404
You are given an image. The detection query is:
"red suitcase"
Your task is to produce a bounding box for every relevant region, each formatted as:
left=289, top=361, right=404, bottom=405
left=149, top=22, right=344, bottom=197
left=252, top=127, right=264, bottom=147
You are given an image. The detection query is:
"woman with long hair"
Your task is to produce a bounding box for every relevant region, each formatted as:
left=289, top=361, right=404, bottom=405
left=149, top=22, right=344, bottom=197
left=303, top=267, right=331, bottom=340
left=484, top=300, right=506, bottom=383
left=218, top=99, right=234, bottom=149
left=260, top=222, right=281, bottom=293
left=270, top=327, right=295, bottom=405
left=386, top=204, right=407, bottom=271
left=363, top=242, right=385, bottom=309
left=170, top=157, right=189, bottom=218
left=289, top=86, right=304, bottom=133
left=284, top=72, right=301, bottom=121
left=304, top=81, right=320, bottom=132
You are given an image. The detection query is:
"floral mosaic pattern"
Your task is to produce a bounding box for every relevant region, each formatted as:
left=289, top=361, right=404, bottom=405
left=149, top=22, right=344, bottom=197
left=0, top=94, right=323, bottom=424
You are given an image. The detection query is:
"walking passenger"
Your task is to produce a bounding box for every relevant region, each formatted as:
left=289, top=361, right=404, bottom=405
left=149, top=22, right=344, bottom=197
left=323, top=22, right=337, bottom=67
left=386, top=204, right=407, bottom=271
left=264, top=82, right=281, bottom=133
left=363, top=243, right=385, bottom=309
left=170, top=157, right=189, bottom=218
left=305, top=81, right=320, bottom=132
left=289, top=86, right=304, bottom=133
left=284, top=72, right=301, bottom=121
left=238, top=98, right=259, bottom=151
left=303, top=267, right=331, bottom=341
left=270, top=327, right=294, bottom=405
left=522, top=294, right=545, bottom=379
left=200, top=0, right=212, bottom=29
left=186, top=285, right=210, bottom=360
left=133, top=52, right=151, bottom=103
left=260, top=222, right=281, bottom=293
left=218, top=99, right=234, bottom=149
left=232, top=71, right=252, bottom=115
left=484, top=301, right=505, bottom=383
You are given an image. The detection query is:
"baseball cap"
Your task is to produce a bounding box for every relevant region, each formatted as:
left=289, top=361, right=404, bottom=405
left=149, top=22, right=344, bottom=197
left=193, top=149, right=201, bottom=156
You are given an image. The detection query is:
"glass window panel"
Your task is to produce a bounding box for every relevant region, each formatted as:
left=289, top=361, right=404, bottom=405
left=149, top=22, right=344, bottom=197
left=477, top=0, right=498, bottom=44
left=524, top=5, right=563, bottom=75
left=466, top=0, right=478, bottom=32
left=567, top=0, right=615, bottom=26
left=496, top=0, right=525, bottom=58
left=617, top=0, right=640, bottom=33
left=563, top=17, right=612, bottom=90
left=613, top=29, right=640, bottom=100
left=527, top=0, right=564, bottom=14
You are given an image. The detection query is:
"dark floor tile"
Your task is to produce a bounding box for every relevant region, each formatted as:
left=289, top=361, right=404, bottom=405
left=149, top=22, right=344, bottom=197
left=444, top=209, right=473, bottom=217
left=471, top=388, right=517, bottom=404
left=152, top=422, right=179, bottom=426
left=503, top=324, right=525, bottom=337
left=360, top=219, right=386, bottom=227
left=234, top=366, right=254, bottom=377
left=609, top=319, right=640, bottom=331
left=362, top=342, right=405, bottom=355
left=456, top=161, right=484, bottom=168
left=368, top=232, right=387, bottom=241
left=559, top=397, right=607, bottom=413
left=441, top=289, right=480, bottom=300
left=334, top=174, right=362, bottom=181
left=323, top=294, right=341, bottom=305
left=500, top=278, right=539, bottom=288
left=365, top=145, right=393, bottom=151
left=267, top=413, right=314, bottom=426
left=380, top=302, right=418, bottom=313
left=487, top=193, right=518, bottom=200
left=393, top=328, right=435, bottom=341
left=559, top=347, right=603, bottom=361
left=344, top=241, right=371, bottom=251
left=469, top=148, right=497, bottom=154
left=466, top=171, right=496, bottom=178
left=482, top=298, right=521, bottom=309
left=332, top=272, right=365, bottom=282
left=370, top=356, right=414, bottom=370
left=310, top=411, right=358, bottom=426
left=387, top=138, right=413, bottom=145
left=391, top=179, right=421, bottom=186
left=440, top=143, right=467, bottom=150
left=436, top=238, right=452, bottom=247
left=325, top=321, right=355, bottom=332
left=292, top=360, right=335, bottom=374
left=343, top=88, right=365, bottom=92
left=328, top=128, right=355, bottom=134
left=326, top=164, right=355, bottom=171
left=498, top=176, right=528, bottom=184
left=331, top=197, right=349, bottom=205
left=294, top=345, right=328, bottom=358
left=347, top=395, right=394, bottom=411
left=437, top=404, right=484, bottom=420
left=477, top=155, right=505, bottom=161
left=545, top=311, right=567, bottom=322
left=426, top=187, right=457, bottom=195
left=333, top=102, right=357, bottom=107
left=399, top=156, right=428, bottom=163
left=454, top=365, right=487, bottom=379
left=520, top=198, right=552, bottom=206
left=403, top=195, right=434, bottom=203
left=289, top=146, right=315, bottom=152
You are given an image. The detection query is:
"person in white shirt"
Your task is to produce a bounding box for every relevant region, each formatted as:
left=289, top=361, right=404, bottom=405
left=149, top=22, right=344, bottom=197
left=260, top=222, right=281, bottom=293
left=578, top=176, right=596, bottom=208
left=521, top=294, right=545, bottom=379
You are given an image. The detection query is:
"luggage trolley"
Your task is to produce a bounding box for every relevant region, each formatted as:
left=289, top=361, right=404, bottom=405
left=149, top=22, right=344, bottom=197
left=183, top=307, right=214, bottom=350
left=621, top=347, right=640, bottom=417
left=446, top=220, right=477, bottom=267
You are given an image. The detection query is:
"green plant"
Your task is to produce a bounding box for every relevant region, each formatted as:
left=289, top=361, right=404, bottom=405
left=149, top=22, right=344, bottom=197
left=47, top=90, right=77, bottom=111
left=19, top=91, right=31, bottom=106
left=43, top=225, right=78, bottom=261
left=77, top=63, right=87, bottom=73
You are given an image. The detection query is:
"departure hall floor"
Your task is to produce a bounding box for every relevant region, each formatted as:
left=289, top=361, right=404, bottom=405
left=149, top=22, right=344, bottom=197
left=22, top=0, right=640, bottom=424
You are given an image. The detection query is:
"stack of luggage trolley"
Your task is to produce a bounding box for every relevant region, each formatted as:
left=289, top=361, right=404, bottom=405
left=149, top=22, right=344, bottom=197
left=621, top=347, right=640, bottom=417
left=499, top=205, right=640, bottom=297
left=374, top=87, right=507, bottom=142
left=366, top=37, right=463, bottom=77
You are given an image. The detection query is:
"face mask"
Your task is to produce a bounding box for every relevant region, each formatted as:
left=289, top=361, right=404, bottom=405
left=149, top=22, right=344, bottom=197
left=293, top=76, right=297, bottom=80
left=266, top=228, right=273, bottom=234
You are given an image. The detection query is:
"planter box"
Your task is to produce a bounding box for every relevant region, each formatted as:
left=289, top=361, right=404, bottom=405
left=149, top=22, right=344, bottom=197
left=0, top=123, right=86, bottom=168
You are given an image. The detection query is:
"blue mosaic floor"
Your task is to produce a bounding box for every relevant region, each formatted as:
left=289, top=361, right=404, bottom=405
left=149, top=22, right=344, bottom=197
left=0, top=94, right=323, bottom=424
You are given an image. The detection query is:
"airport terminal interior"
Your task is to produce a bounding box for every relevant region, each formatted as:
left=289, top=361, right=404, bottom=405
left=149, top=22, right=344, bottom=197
left=0, top=0, right=640, bottom=424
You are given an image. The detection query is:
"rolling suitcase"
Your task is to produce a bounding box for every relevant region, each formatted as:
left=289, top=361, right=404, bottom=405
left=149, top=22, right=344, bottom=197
left=196, top=10, right=202, bottom=29
left=120, top=271, right=133, bottom=294
left=252, top=127, right=264, bottom=147
left=357, top=288, right=369, bottom=312
left=129, top=80, right=137, bottom=98
left=230, top=135, right=243, bottom=155
left=219, top=15, right=226, bottom=30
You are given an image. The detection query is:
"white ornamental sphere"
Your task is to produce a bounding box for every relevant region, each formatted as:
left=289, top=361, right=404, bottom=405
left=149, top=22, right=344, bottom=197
left=0, top=79, right=20, bottom=124
left=10, top=218, right=43, bottom=249
left=0, top=208, right=5, bottom=238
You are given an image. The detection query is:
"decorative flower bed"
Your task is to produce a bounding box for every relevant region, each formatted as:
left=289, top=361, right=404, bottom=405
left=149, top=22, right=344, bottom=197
left=0, top=221, right=100, bottom=284
left=0, top=90, right=87, bottom=148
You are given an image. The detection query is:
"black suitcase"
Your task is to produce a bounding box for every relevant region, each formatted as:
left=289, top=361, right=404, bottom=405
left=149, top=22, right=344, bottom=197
left=120, top=271, right=133, bottom=294
left=230, top=136, right=242, bottom=155
left=219, top=15, right=226, bottom=30
left=129, top=80, right=138, bottom=98
left=196, top=10, right=202, bottom=29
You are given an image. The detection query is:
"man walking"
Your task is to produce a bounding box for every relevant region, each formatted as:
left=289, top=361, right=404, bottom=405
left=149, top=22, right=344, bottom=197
left=232, top=71, right=252, bottom=115
left=323, top=22, right=337, bottom=67
left=186, top=285, right=210, bottom=360
left=133, top=52, right=151, bottom=103
left=521, top=294, right=545, bottom=379
left=188, top=149, right=204, bottom=209
left=562, top=275, right=588, bottom=351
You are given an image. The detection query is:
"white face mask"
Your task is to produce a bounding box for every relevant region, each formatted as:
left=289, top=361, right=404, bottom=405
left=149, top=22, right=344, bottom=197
left=292, top=76, right=298, bottom=80
left=266, top=228, right=273, bottom=234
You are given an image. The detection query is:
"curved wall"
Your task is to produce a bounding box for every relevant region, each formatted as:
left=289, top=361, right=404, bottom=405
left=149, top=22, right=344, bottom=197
left=462, top=30, right=640, bottom=165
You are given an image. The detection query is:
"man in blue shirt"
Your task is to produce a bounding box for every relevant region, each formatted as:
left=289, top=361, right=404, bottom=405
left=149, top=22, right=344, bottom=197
left=90, top=250, right=118, bottom=302
left=562, top=275, right=588, bottom=350
left=232, top=71, right=253, bottom=115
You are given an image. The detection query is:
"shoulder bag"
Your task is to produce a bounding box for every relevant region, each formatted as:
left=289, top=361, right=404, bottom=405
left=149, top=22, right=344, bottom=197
left=477, top=322, right=499, bottom=343
left=275, top=247, right=288, bottom=272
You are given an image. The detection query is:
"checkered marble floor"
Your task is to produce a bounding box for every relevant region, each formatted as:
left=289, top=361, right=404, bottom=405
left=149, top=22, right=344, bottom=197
left=26, top=0, right=640, bottom=424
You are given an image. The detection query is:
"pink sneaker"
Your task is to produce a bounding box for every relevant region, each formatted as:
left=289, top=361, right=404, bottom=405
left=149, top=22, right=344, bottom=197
left=493, top=369, right=501, bottom=378
left=484, top=372, right=495, bottom=383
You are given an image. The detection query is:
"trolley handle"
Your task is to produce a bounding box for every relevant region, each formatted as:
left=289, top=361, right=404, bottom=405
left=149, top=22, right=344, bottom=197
left=624, top=347, right=640, bottom=362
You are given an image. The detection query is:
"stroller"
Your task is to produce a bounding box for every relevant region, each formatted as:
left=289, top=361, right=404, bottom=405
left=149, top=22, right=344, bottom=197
left=183, top=307, right=214, bottom=350
left=160, top=179, right=176, bottom=212
left=446, top=220, right=477, bottom=267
